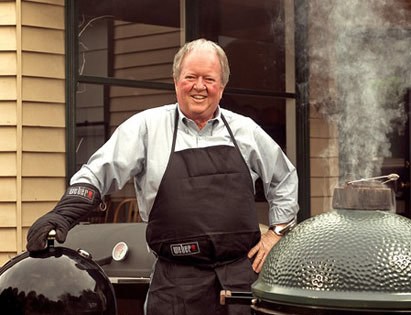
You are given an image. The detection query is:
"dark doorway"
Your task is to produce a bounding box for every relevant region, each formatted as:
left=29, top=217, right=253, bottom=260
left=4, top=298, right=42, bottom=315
left=382, top=89, right=411, bottom=218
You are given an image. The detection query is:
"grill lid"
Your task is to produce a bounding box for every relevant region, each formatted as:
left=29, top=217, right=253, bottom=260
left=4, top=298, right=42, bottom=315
left=252, top=176, right=411, bottom=311
left=0, top=236, right=117, bottom=314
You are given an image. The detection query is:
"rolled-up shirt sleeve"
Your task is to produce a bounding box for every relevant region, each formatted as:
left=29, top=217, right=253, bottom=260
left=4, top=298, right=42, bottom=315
left=70, top=114, right=147, bottom=196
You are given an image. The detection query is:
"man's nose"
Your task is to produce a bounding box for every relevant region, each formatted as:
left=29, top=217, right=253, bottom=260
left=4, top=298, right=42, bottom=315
left=194, top=78, right=206, bottom=90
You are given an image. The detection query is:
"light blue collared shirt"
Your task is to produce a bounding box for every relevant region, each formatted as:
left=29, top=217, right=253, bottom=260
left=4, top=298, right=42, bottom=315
left=71, top=103, right=299, bottom=225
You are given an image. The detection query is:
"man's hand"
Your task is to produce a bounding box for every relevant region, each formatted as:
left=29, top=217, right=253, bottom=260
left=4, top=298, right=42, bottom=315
left=26, top=183, right=101, bottom=252
left=247, top=230, right=282, bottom=273
left=26, top=212, right=71, bottom=252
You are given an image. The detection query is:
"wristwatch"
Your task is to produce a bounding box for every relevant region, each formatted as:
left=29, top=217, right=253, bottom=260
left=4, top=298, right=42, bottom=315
left=269, top=218, right=297, bottom=236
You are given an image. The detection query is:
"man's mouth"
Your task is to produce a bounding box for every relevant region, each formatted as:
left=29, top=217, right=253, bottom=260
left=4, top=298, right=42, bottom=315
left=191, top=95, right=207, bottom=100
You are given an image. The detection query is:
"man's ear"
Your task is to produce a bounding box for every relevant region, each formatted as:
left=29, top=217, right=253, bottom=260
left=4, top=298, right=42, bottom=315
left=219, top=87, right=225, bottom=99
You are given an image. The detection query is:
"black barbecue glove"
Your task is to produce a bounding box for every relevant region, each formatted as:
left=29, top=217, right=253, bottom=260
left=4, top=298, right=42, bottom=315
left=26, top=183, right=101, bottom=252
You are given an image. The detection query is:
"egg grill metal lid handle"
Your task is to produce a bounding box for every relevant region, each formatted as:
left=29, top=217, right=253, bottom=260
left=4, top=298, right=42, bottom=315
left=346, top=173, right=400, bottom=185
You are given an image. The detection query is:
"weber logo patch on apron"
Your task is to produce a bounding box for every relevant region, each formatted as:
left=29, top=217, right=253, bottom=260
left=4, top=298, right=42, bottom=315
left=170, top=241, right=200, bottom=256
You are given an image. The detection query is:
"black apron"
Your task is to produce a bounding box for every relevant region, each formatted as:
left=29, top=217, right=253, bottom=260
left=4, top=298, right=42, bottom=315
left=146, top=109, right=261, bottom=315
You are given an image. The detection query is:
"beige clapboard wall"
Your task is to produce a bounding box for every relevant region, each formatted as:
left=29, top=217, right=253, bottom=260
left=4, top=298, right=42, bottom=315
left=0, top=0, right=65, bottom=265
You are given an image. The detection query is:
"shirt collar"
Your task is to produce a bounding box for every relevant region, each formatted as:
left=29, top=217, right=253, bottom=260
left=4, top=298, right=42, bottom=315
left=176, top=104, right=222, bottom=128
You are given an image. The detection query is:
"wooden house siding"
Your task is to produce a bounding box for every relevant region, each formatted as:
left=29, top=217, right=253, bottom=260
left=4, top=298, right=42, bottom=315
left=0, top=0, right=66, bottom=264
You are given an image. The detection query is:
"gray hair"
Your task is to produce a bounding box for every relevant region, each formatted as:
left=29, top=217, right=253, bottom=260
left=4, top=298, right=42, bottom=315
left=172, top=38, right=230, bottom=87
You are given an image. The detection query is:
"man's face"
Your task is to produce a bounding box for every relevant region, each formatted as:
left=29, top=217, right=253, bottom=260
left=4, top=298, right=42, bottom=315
left=174, top=48, right=225, bottom=126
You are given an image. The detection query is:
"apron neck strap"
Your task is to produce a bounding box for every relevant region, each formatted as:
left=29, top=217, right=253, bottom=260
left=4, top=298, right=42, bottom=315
left=172, top=107, right=241, bottom=152
left=220, top=113, right=242, bottom=153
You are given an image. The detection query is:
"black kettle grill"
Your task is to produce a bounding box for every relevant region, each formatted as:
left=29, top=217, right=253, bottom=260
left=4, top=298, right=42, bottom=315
left=0, top=223, right=155, bottom=315
left=0, top=231, right=117, bottom=315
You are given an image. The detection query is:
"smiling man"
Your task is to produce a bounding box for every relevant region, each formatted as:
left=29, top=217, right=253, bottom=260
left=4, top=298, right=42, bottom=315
left=26, top=38, right=299, bottom=315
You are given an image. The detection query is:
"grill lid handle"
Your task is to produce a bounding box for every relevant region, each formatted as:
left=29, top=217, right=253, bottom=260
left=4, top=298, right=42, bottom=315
left=347, top=173, right=399, bottom=185
left=47, top=229, right=57, bottom=248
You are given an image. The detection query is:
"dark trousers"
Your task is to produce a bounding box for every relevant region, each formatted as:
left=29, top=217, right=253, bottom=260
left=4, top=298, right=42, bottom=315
left=146, top=257, right=257, bottom=315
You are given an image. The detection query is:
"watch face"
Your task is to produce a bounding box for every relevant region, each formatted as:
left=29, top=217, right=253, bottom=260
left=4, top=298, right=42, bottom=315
left=112, top=241, right=129, bottom=261
left=274, top=226, right=284, bottom=236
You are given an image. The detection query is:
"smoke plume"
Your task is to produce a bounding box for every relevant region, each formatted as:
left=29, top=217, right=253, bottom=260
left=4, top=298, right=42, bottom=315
left=308, top=0, right=411, bottom=181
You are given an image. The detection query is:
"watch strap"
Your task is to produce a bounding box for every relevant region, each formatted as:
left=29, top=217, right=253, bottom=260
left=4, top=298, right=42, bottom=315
left=269, top=217, right=297, bottom=236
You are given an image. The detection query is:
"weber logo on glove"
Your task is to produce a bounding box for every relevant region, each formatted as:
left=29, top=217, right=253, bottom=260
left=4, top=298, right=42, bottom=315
left=67, top=186, right=96, bottom=203
left=170, top=241, right=200, bottom=256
